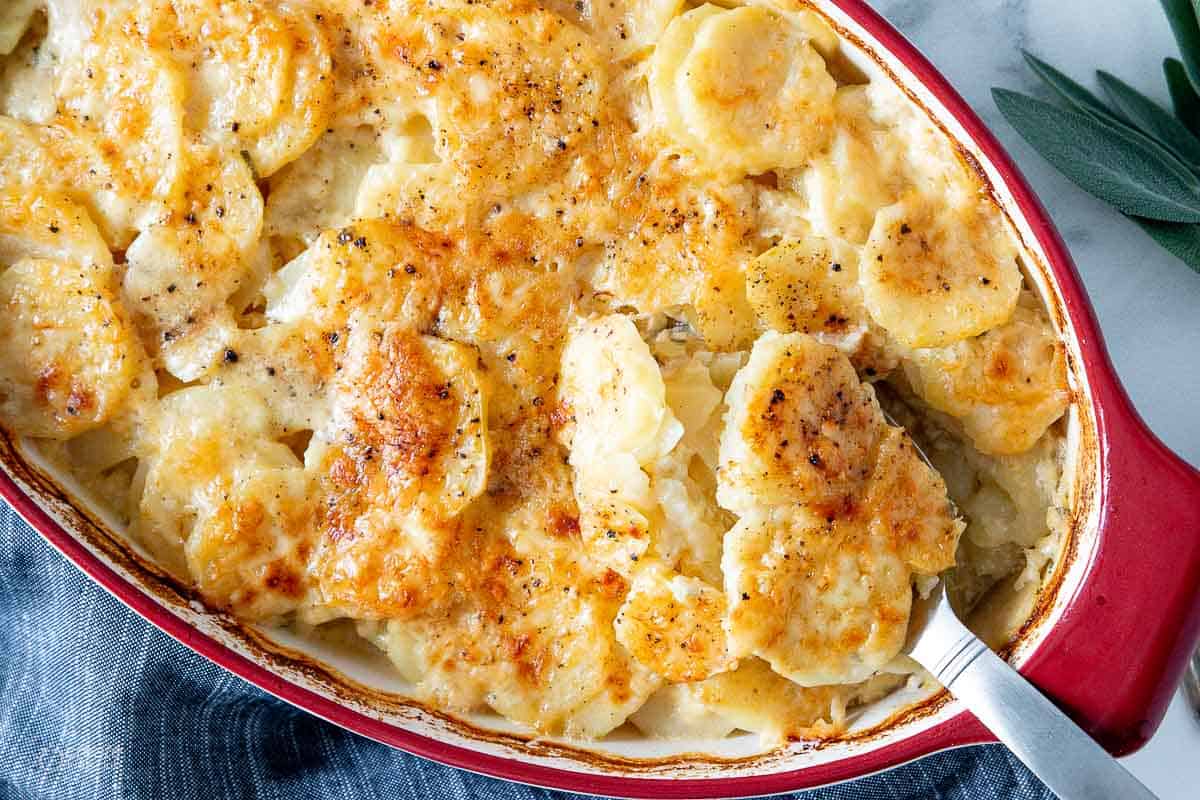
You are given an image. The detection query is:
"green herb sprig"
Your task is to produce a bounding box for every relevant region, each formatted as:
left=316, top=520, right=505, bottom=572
left=992, top=0, right=1200, bottom=274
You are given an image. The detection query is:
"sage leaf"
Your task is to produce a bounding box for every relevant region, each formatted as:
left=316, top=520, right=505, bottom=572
left=1161, top=0, right=1200, bottom=93
left=1165, top=57, right=1200, bottom=135
left=1022, top=51, right=1123, bottom=124
left=1131, top=216, right=1200, bottom=273
left=1097, top=70, right=1200, bottom=169
left=1020, top=52, right=1194, bottom=176
left=992, top=88, right=1200, bottom=222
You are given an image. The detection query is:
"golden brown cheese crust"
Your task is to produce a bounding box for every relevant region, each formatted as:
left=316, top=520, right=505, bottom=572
left=720, top=333, right=962, bottom=685
left=615, top=566, right=736, bottom=683
left=902, top=295, right=1070, bottom=455
left=311, top=324, right=488, bottom=619
left=0, top=190, right=143, bottom=438
left=135, top=0, right=335, bottom=177
left=0, top=0, right=1067, bottom=740
left=718, top=332, right=881, bottom=514
left=860, top=190, right=1022, bottom=349
left=186, top=467, right=317, bottom=620
left=591, top=157, right=761, bottom=350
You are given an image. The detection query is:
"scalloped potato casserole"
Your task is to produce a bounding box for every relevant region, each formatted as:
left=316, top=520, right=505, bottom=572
left=0, top=0, right=1071, bottom=742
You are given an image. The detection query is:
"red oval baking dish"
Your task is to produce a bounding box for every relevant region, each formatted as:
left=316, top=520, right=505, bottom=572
left=3, top=1, right=1200, bottom=797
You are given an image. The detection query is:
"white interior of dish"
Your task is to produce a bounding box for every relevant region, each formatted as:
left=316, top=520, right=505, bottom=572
left=5, top=0, right=1103, bottom=782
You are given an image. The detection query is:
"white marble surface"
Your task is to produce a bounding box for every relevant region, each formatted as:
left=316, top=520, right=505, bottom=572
left=869, top=0, right=1200, bottom=797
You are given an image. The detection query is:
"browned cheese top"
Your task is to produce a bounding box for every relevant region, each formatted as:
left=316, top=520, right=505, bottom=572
left=0, top=0, right=1069, bottom=740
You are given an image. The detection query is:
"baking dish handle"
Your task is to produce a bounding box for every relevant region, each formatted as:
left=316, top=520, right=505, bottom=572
left=1022, top=387, right=1200, bottom=755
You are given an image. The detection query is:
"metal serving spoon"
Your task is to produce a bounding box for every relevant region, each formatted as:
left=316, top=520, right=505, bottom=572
left=904, top=584, right=1157, bottom=799
left=886, top=415, right=1158, bottom=799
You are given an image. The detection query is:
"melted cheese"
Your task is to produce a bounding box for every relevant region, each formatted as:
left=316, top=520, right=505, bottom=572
left=615, top=566, right=735, bottom=683
left=903, top=294, right=1070, bottom=454
left=136, top=0, right=334, bottom=178
left=0, top=190, right=143, bottom=438
left=719, top=333, right=962, bottom=685
left=0, top=0, right=1069, bottom=743
left=650, top=5, right=836, bottom=177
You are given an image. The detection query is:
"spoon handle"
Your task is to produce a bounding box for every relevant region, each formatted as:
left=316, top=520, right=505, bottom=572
left=914, top=604, right=1157, bottom=800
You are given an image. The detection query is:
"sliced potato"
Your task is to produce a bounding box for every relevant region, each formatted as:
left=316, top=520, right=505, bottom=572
left=593, top=167, right=760, bottom=350
left=354, top=160, right=462, bottom=233
left=366, top=3, right=608, bottom=219
left=177, top=143, right=265, bottom=255
left=648, top=4, right=724, bottom=158
left=746, top=236, right=866, bottom=341
left=686, top=658, right=903, bottom=743
left=186, top=465, right=317, bottom=621
left=561, top=314, right=689, bottom=575
left=718, top=331, right=882, bottom=514
left=574, top=478, right=655, bottom=576
left=863, top=426, right=964, bottom=574
left=0, top=188, right=110, bottom=267
left=586, top=0, right=684, bottom=59
left=860, top=191, right=1021, bottom=348
left=960, top=431, right=1061, bottom=550
left=0, top=22, right=188, bottom=247
left=0, top=190, right=141, bottom=438
left=652, top=5, right=836, bottom=176
left=903, top=297, right=1070, bottom=454
left=678, top=6, right=835, bottom=173
left=263, top=218, right=450, bottom=331
left=52, top=28, right=188, bottom=238
left=307, top=501, right=461, bottom=622
left=134, top=384, right=293, bottom=572
left=614, top=566, right=735, bottom=682
left=718, top=331, right=964, bottom=685
left=267, top=126, right=385, bottom=244
left=137, top=0, right=334, bottom=176
left=0, top=256, right=141, bottom=438
left=121, top=144, right=264, bottom=372
left=122, top=224, right=243, bottom=381
left=308, top=326, right=490, bottom=622
left=628, top=683, right=737, bottom=740
left=723, top=512, right=913, bottom=686
left=327, top=324, right=489, bottom=522
left=795, top=86, right=902, bottom=244
left=366, top=548, right=661, bottom=738
left=560, top=314, right=683, bottom=467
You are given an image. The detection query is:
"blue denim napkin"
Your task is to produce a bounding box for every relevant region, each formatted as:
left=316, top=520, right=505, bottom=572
left=0, top=504, right=1054, bottom=799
